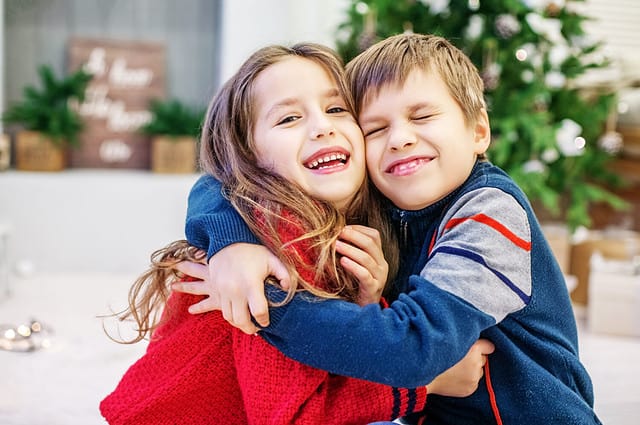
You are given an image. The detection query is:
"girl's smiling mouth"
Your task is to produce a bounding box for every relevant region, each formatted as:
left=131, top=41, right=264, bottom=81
left=304, top=149, right=349, bottom=171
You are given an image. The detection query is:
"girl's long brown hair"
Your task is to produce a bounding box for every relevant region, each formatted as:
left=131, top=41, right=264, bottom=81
left=110, top=43, right=398, bottom=344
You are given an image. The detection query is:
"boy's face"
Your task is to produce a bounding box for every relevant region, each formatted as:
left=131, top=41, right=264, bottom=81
left=359, top=68, right=490, bottom=210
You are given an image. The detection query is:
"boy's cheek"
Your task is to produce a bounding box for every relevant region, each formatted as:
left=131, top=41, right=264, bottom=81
left=364, top=143, right=385, bottom=167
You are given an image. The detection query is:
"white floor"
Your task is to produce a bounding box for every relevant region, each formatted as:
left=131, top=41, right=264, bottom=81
left=577, top=308, right=640, bottom=425
left=0, top=273, right=639, bottom=425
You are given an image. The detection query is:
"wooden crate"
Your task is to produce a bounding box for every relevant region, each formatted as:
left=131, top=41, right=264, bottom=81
left=151, top=136, right=197, bottom=174
left=14, top=131, right=66, bottom=172
left=0, top=134, right=10, bottom=170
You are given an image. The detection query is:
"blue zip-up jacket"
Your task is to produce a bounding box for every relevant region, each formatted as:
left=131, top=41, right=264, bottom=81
left=185, top=161, right=600, bottom=424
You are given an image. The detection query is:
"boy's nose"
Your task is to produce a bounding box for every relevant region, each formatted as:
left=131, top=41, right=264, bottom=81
left=388, top=128, right=416, bottom=151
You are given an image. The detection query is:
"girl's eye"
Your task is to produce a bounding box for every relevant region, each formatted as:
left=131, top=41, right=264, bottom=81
left=276, top=115, right=299, bottom=125
left=327, top=106, right=347, bottom=114
left=414, top=114, right=433, bottom=121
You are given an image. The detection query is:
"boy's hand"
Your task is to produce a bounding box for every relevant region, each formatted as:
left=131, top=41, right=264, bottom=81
left=173, top=261, right=221, bottom=312
left=426, top=339, right=495, bottom=397
left=336, top=225, right=388, bottom=306
left=173, top=243, right=290, bottom=334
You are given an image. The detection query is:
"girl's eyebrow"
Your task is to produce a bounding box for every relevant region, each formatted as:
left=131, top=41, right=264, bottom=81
left=265, top=98, right=298, bottom=119
left=265, top=88, right=343, bottom=119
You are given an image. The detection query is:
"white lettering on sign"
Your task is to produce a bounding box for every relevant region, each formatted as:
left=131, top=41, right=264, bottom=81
left=109, top=58, right=153, bottom=88
left=99, top=139, right=133, bottom=163
left=108, top=109, right=152, bottom=133
left=75, top=86, right=152, bottom=132
left=83, top=48, right=107, bottom=78
left=82, top=48, right=154, bottom=88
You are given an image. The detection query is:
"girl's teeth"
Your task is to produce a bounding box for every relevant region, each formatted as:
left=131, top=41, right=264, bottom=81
left=306, top=153, right=347, bottom=169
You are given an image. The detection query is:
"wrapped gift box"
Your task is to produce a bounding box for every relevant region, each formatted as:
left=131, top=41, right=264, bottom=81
left=588, top=252, right=640, bottom=337
left=570, top=230, right=640, bottom=305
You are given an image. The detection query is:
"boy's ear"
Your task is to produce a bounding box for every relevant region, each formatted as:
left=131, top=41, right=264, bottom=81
left=473, top=108, right=491, bottom=155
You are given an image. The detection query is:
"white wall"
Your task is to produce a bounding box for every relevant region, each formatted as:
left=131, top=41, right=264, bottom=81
left=0, top=171, right=199, bottom=275
left=217, top=0, right=349, bottom=85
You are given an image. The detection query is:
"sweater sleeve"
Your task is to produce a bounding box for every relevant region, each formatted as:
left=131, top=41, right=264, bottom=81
left=232, top=328, right=426, bottom=424
left=185, top=174, right=260, bottom=259
left=422, top=187, right=532, bottom=322
left=259, top=281, right=494, bottom=388
left=256, top=188, right=531, bottom=388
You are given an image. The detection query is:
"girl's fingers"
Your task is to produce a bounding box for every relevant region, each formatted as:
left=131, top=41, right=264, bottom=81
left=335, top=240, right=372, bottom=269
left=339, top=226, right=385, bottom=263
left=339, top=255, right=370, bottom=282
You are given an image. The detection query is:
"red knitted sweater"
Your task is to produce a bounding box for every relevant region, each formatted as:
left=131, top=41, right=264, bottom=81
left=100, top=214, right=427, bottom=424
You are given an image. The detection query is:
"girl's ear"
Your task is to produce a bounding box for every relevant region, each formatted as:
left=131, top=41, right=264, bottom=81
left=473, top=108, right=491, bottom=155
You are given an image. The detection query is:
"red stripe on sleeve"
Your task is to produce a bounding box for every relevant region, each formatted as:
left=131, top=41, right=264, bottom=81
left=445, top=214, right=531, bottom=251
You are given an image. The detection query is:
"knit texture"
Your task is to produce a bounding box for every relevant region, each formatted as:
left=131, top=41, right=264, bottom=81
left=101, top=209, right=427, bottom=424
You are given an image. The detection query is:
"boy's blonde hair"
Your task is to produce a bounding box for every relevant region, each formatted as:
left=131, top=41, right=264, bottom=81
left=346, top=33, right=486, bottom=127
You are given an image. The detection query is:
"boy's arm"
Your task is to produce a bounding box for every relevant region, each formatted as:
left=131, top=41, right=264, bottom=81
left=257, top=188, right=532, bottom=388
left=260, top=278, right=494, bottom=388
left=185, top=174, right=260, bottom=259
left=185, top=174, right=290, bottom=329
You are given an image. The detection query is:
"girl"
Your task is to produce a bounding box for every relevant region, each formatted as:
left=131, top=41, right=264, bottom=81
left=100, top=43, right=490, bottom=425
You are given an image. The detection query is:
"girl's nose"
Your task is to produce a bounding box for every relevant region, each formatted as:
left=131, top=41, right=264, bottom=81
left=311, top=124, right=336, bottom=140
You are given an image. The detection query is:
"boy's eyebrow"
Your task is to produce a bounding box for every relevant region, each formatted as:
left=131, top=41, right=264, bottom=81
left=360, top=101, right=436, bottom=123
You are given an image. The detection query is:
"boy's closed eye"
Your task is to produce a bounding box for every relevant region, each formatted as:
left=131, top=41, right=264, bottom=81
left=363, top=126, right=386, bottom=138
left=413, top=114, right=434, bottom=122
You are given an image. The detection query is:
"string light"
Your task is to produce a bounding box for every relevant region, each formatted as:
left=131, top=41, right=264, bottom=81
left=515, top=49, right=528, bottom=61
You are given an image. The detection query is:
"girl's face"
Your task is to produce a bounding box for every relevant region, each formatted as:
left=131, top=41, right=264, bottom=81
left=251, top=57, right=365, bottom=211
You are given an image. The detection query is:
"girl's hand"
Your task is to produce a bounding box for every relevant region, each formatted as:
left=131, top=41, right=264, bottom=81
left=172, top=243, right=290, bottom=334
left=336, top=225, right=388, bottom=306
left=426, top=339, right=495, bottom=397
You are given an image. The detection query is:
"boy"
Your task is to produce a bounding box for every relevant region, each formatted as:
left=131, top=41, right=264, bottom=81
left=179, top=34, right=600, bottom=424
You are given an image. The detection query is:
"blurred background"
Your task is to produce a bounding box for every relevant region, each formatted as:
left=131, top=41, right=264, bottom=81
left=0, top=1, right=639, bottom=424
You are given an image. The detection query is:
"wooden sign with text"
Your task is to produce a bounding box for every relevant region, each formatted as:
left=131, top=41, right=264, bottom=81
left=67, top=38, right=166, bottom=169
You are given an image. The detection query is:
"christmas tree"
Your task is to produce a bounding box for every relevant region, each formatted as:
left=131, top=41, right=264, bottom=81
left=336, top=0, right=627, bottom=231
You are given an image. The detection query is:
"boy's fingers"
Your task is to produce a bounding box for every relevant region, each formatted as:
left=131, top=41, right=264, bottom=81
left=267, top=255, right=291, bottom=290
left=175, top=261, right=208, bottom=280
left=232, top=304, right=260, bottom=334
left=187, top=297, right=220, bottom=314
left=248, top=293, right=270, bottom=327
left=475, top=339, right=496, bottom=355
left=172, top=281, right=206, bottom=295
